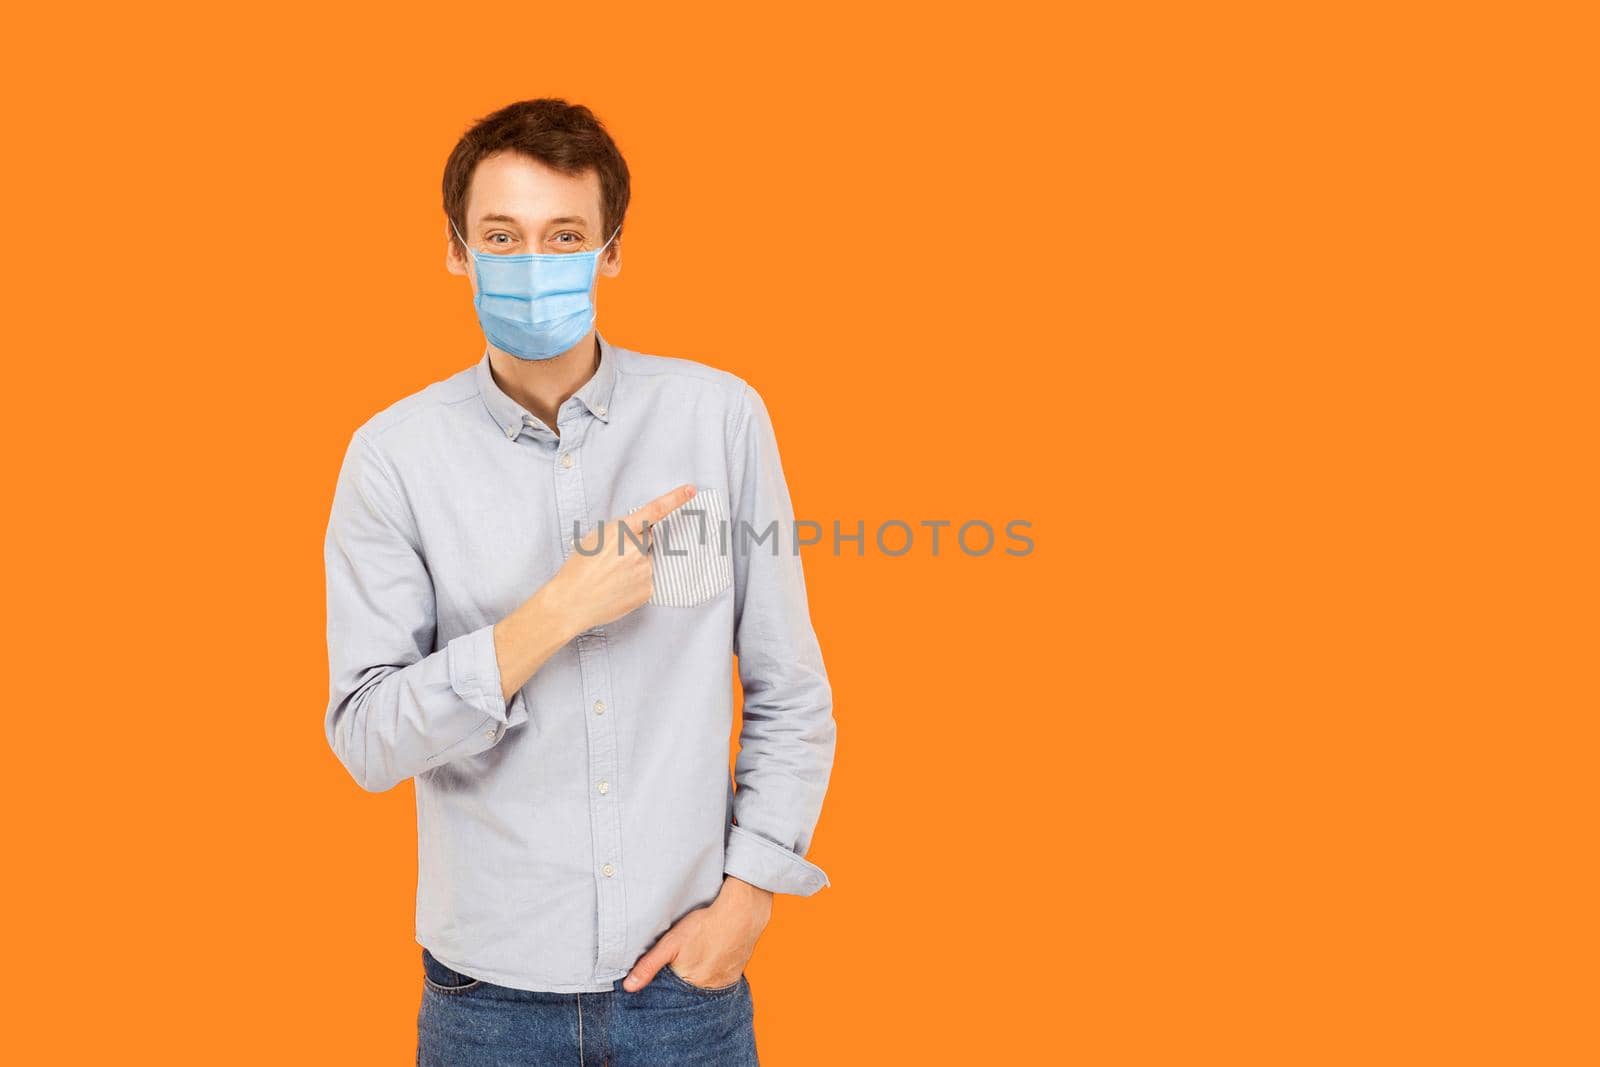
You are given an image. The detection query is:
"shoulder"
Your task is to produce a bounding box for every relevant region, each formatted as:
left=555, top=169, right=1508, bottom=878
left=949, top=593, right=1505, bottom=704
left=609, top=342, right=756, bottom=418
left=347, top=362, right=481, bottom=460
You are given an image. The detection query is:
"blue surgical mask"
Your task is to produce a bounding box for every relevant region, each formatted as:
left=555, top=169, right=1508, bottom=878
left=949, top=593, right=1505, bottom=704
left=450, top=218, right=621, bottom=361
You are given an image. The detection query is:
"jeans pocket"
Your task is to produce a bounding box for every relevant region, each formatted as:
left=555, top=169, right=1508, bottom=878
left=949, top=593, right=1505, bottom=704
left=421, top=948, right=483, bottom=996
left=662, top=960, right=745, bottom=996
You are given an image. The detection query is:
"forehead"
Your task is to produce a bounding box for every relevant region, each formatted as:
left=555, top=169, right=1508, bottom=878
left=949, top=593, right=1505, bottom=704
left=464, top=150, right=603, bottom=227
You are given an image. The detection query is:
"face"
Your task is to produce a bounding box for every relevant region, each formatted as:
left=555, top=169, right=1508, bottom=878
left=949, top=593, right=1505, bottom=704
left=445, top=150, right=622, bottom=285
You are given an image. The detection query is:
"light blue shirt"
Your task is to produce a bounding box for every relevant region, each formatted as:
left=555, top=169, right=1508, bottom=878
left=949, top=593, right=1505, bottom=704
left=323, top=332, right=836, bottom=993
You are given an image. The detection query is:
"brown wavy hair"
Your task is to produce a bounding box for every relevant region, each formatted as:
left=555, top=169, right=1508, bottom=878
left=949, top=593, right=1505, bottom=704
left=442, top=98, right=631, bottom=256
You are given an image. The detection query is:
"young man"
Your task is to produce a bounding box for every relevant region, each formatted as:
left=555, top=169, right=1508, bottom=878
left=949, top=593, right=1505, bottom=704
left=322, top=99, right=836, bottom=1065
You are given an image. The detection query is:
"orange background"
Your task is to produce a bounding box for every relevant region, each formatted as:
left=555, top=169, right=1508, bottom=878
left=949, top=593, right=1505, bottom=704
left=3, top=3, right=1594, bottom=1064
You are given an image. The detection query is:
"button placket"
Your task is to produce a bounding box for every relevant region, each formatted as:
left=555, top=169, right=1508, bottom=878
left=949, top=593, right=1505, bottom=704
left=550, top=417, right=628, bottom=977
left=577, top=633, right=627, bottom=972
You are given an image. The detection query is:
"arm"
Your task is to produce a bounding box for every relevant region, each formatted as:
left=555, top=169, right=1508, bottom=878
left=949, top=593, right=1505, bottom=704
left=323, top=431, right=692, bottom=793
left=723, top=385, right=837, bottom=896
left=322, top=431, right=536, bottom=792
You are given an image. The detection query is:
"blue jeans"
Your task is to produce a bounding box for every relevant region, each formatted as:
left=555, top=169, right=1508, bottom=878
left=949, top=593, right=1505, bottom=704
left=417, top=948, right=760, bottom=1066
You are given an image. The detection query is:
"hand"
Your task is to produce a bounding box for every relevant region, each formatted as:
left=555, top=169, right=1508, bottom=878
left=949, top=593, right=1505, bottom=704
left=542, top=484, right=697, bottom=636
left=622, top=877, right=773, bottom=992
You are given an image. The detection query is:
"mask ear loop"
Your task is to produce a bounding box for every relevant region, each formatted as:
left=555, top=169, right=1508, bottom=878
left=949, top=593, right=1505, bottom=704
left=449, top=217, right=477, bottom=262
left=594, top=224, right=622, bottom=263
left=583, top=225, right=624, bottom=340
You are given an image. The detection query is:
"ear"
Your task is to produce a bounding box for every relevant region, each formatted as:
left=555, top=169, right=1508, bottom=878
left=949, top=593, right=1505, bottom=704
left=445, top=224, right=468, bottom=276
left=598, top=239, right=622, bottom=279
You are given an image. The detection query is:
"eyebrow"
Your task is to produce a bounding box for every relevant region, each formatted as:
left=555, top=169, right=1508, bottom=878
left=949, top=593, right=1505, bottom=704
left=476, top=213, right=590, bottom=227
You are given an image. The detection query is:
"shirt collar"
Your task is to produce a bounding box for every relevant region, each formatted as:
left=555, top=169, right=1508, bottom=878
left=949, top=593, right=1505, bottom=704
left=476, top=332, right=619, bottom=441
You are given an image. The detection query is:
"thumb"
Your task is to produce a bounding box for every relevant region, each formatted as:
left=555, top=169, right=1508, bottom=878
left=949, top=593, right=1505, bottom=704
left=622, top=944, right=677, bottom=993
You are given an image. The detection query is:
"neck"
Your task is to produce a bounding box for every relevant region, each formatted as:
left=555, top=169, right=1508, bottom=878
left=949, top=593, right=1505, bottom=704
left=486, top=331, right=599, bottom=435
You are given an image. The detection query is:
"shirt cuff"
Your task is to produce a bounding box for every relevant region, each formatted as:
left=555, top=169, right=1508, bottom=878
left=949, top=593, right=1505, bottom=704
left=723, top=823, right=831, bottom=896
left=446, top=624, right=513, bottom=724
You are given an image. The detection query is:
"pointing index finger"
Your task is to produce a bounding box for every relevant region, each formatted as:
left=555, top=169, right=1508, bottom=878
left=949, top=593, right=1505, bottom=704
left=627, top=484, right=697, bottom=529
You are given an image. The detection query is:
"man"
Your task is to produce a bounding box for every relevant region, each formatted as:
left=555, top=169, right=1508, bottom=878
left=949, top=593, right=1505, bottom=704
left=322, top=98, right=836, bottom=1065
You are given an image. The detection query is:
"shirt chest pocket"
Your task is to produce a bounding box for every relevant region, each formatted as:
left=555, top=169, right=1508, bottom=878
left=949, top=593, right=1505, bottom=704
left=639, top=486, right=733, bottom=608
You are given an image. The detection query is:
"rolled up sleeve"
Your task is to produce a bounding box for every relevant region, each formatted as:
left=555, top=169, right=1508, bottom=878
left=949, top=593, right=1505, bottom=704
left=447, top=624, right=516, bottom=723
left=324, top=431, right=529, bottom=793
left=722, top=385, right=837, bottom=896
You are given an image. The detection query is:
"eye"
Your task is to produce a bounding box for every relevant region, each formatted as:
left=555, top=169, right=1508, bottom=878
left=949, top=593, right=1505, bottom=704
left=553, top=231, right=584, bottom=247
left=487, top=232, right=516, bottom=246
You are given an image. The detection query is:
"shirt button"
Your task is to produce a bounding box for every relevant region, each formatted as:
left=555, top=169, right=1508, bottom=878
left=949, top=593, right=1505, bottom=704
left=595, top=405, right=607, bottom=416
left=597, top=779, right=609, bottom=794
left=593, top=700, right=606, bottom=714
left=484, top=728, right=496, bottom=739
left=505, top=425, right=517, bottom=439
left=601, top=863, right=615, bottom=877
left=560, top=453, right=574, bottom=469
